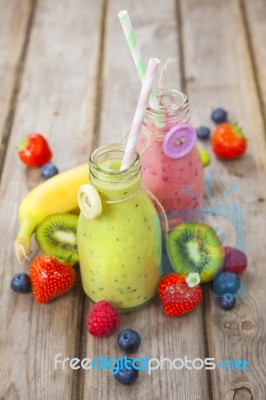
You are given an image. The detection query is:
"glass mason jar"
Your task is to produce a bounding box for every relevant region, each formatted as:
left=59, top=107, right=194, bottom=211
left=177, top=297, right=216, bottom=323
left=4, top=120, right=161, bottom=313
left=136, top=90, right=203, bottom=229
left=76, top=144, right=162, bottom=312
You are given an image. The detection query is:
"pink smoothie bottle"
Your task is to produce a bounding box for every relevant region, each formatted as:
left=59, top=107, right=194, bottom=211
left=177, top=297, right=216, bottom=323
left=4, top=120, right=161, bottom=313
left=136, top=90, right=203, bottom=229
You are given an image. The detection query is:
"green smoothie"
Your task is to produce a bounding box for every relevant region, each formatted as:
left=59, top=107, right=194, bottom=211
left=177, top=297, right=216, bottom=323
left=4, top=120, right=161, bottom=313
left=77, top=145, right=162, bottom=311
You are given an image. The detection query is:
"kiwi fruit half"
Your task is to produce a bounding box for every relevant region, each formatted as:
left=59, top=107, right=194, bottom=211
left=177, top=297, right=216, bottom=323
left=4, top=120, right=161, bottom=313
left=35, top=213, right=79, bottom=265
left=166, top=222, right=224, bottom=282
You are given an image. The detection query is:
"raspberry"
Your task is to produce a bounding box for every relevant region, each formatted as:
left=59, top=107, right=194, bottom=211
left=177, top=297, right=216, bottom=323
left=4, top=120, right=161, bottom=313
left=222, top=246, right=247, bottom=274
left=86, top=301, right=120, bottom=337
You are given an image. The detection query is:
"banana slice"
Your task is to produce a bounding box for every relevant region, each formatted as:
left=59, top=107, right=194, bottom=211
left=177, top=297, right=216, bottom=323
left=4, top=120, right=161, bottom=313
left=78, top=184, right=102, bottom=220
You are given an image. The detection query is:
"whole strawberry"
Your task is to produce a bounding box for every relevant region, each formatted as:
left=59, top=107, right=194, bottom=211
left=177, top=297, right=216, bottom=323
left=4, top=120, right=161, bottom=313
left=18, top=133, right=52, bottom=167
left=86, top=301, right=120, bottom=337
left=212, top=123, right=247, bottom=159
left=158, top=273, right=202, bottom=317
left=29, top=255, right=76, bottom=303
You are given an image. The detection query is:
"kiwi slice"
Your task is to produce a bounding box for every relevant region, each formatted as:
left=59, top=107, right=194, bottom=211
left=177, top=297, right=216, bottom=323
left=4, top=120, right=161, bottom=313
left=35, top=213, right=79, bottom=265
left=166, top=222, right=224, bottom=282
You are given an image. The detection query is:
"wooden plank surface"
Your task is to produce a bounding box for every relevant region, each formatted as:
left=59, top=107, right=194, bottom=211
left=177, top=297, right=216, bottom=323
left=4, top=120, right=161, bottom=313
left=0, top=0, right=34, bottom=172
left=98, top=0, right=182, bottom=145
left=180, top=0, right=266, bottom=398
left=243, top=0, right=266, bottom=118
left=0, top=0, right=266, bottom=399
left=0, top=0, right=104, bottom=398
left=82, top=1, right=210, bottom=399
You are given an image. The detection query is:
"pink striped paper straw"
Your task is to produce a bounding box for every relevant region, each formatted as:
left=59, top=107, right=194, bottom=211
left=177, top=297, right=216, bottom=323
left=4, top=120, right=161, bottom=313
left=120, top=57, right=160, bottom=171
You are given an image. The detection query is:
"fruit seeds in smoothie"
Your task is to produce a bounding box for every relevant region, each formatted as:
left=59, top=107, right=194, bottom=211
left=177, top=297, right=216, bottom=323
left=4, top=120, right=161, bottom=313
left=77, top=145, right=162, bottom=311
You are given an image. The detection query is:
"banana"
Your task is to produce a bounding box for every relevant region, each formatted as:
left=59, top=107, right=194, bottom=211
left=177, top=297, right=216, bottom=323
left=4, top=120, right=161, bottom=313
left=15, top=163, right=89, bottom=263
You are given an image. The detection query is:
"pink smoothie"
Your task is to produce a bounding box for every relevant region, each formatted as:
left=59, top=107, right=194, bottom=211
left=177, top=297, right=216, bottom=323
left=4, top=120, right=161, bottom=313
left=137, top=120, right=203, bottom=227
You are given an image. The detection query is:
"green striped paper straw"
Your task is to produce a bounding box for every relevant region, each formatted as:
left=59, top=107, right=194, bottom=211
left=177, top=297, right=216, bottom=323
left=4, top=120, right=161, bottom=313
left=118, top=10, right=160, bottom=111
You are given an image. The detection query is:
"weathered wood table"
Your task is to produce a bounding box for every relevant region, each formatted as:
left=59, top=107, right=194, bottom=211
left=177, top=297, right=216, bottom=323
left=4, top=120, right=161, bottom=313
left=0, top=0, right=266, bottom=399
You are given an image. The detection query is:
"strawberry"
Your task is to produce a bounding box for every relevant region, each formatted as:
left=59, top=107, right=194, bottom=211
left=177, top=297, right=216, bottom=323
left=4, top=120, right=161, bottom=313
left=158, top=273, right=202, bottom=317
left=212, top=123, right=247, bottom=159
left=29, top=255, right=76, bottom=303
left=18, top=133, right=52, bottom=167
left=86, top=301, right=120, bottom=337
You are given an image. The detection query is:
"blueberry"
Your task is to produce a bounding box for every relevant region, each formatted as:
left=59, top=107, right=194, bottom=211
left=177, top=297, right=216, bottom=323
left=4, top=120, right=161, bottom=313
left=11, top=273, right=31, bottom=293
left=117, top=329, right=141, bottom=353
left=211, top=108, right=227, bottom=124
left=213, top=272, right=240, bottom=296
left=41, top=163, right=59, bottom=179
left=114, top=358, right=139, bottom=385
left=197, top=126, right=210, bottom=140
left=219, top=293, right=236, bottom=310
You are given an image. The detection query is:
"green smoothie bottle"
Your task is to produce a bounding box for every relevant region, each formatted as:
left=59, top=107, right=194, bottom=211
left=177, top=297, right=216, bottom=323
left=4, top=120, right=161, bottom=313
left=77, top=144, right=162, bottom=312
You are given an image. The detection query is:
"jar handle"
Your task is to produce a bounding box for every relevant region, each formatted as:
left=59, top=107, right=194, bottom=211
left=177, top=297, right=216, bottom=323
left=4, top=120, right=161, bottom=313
left=78, top=184, right=102, bottom=220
